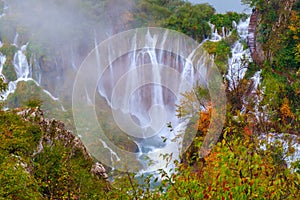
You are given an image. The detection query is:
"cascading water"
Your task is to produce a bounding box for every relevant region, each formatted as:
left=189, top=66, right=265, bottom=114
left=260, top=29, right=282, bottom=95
left=208, top=17, right=253, bottom=92
left=0, top=1, right=62, bottom=103
left=246, top=71, right=300, bottom=166
left=96, top=28, right=212, bottom=172
left=14, top=44, right=30, bottom=79
left=0, top=39, right=59, bottom=101
left=241, top=70, right=265, bottom=119
left=1, top=43, right=31, bottom=100
left=224, top=17, right=300, bottom=167
left=92, top=17, right=255, bottom=173
left=208, top=23, right=223, bottom=41
left=226, top=17, right=251, bottom=90
left=13, top=33, right=19, bottom=46
left=0, top=52, right=6, bottom=76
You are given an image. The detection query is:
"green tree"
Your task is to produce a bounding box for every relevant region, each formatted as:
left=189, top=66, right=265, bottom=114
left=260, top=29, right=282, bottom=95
left=163, top=3, right=215, bottom=41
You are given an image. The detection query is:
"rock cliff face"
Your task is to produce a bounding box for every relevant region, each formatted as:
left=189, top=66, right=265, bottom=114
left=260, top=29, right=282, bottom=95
left=247, top=10, right=265, bottom=67
left=16, top=107, right=110, bottom=184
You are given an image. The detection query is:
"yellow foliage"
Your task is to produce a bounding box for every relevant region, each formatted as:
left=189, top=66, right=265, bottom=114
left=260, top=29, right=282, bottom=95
left=176, top=90, right=200, bottom=118
left=288, top=11, right=300, bottom=62
left=280, top=98, right=294, bottom=121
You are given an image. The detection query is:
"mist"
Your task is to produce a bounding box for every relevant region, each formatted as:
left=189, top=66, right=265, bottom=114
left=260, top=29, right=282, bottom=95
left=0, top=0, right=134, bottom=97
left=3, top=0, right=135, bottom=60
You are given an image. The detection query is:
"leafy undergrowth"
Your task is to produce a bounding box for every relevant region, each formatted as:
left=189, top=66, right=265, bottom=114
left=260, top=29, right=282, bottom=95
left=0, top=108, right=108, bottom=199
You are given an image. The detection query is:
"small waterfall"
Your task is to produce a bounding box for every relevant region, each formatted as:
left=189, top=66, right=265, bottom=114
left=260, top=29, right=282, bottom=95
left=41, top=89, right=59, bottom=101
left=12, top=33, right=19, bottom=46
left=145, top=30, right=164, bottom=106
left=31, top=54, right=42, bottom=85
left=241, top=70, right=265, bottom=119
left=99, top=139, right=121, bottom=166
left=208, top=23, right=223, bottom=41
left=0, top=52, right=6, bottom=74
left=85, top=87, right=93, bottom=106
left=0, top=41, right=59, bottom=101
left=226, top=18, right=251, bottom=91
left=208, top=20, right=236, bottom=41
left=260, top=133, right=300, bottom=168
left=70, top=45, right=77, bottom=70
left=14, top=44, right=30, bottom=79
left=1, top=44, right=32, bottom=100
left=207, top=18, right=252, bottom=91
left=243, top=71, right=300, bottom=166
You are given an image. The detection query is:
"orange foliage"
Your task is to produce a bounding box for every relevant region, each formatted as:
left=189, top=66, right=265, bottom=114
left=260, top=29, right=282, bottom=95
left=280, top=97, right=294, bottom=121
left=196, top=102, right=212, bottom=134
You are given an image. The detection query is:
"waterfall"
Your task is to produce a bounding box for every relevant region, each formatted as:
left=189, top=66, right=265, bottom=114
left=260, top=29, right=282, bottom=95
left=243, top=70, right=265, bottom=119
left=225, top=18, right=300, bottom=167
left=0, top=3, right=61, bottom=102
left=1, top=44, right=32, bottom=100
left=98, top=33, right=183, bottom=169
left=0, top=52, right=6, bottom=74
left=12, top=32, right=19, bottom=46
left=0, top=40, right=59, bottom=101
left=207, top=17, right=252, bottom=91
left=91, top=27, right=218, bottom=173
left=99, top=139, right=121, bottom=164
left=14, top=44, right=30, bottom=79
left=208, top=22, right=223, bottom=41
left=226, top=18, right=251, bottom=90
left=32, top=54, right=42, bottom=85
left=260, top=133, right=300, bottom=168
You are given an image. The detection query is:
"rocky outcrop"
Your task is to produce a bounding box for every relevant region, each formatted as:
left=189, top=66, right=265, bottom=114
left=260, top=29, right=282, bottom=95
left=247, top=10, right=265, bottom=67
left=16, top=107, right=110, bottom=184
left=91, top=162, right=108, bottom=180
left=247, top=0, right=297, bottom=67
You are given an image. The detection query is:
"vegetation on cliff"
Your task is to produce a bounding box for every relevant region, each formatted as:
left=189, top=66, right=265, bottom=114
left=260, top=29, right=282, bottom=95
left=0, top=105, right=109, bottom=199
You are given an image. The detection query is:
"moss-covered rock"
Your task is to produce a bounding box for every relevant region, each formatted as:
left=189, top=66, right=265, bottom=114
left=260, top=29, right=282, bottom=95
left=0, top=43, right=17, bottom=81
left=95, top=92, right=139, bottom=154
left=0, top=43, right=17, bottom=61
left=2, top=63, right=17, bottom=82
left=202, top=40, right=231, bottom=74
left=5, top=80, right=74, bottom=129
left=5, top=79, right=140, bottom=169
